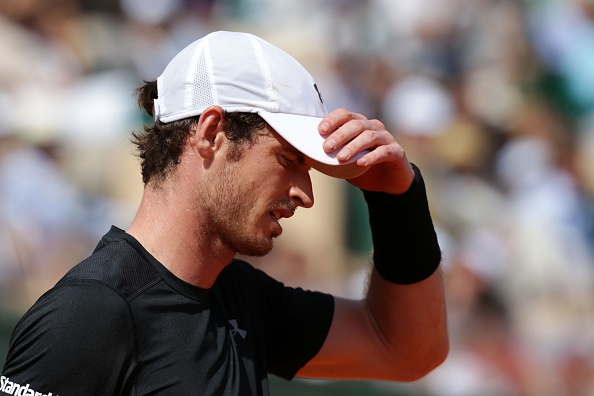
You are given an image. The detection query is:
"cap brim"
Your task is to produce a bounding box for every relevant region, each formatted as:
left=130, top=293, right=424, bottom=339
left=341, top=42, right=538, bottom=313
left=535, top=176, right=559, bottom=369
left=259, top=111, right=369, bottom=179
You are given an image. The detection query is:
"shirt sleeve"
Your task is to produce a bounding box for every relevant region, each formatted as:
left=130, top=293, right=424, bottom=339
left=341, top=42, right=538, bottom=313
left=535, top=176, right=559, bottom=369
left=253, top=269, right=335, bottom=380
left=2, top=281, right=136, bottom=396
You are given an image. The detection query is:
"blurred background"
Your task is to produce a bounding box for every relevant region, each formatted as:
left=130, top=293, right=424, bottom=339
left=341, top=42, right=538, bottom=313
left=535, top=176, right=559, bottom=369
left=2, top=0, right=594, bottom=395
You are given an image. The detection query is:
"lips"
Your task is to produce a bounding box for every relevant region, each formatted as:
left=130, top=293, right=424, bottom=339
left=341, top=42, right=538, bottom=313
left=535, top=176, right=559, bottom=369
left=269, top=211, right=283, bottom=237
left=268, top=204, right=295, bottom=237
left=270, top=208, right=294, bottom=220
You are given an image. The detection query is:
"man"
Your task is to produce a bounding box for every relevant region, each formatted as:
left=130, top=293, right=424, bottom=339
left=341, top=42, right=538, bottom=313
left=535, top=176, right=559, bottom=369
left=2, top=31, right=448, bottom=395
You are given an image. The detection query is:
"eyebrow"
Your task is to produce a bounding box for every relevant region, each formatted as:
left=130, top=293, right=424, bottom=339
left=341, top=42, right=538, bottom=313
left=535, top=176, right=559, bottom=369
left=279, top=146, right=313, bottom=167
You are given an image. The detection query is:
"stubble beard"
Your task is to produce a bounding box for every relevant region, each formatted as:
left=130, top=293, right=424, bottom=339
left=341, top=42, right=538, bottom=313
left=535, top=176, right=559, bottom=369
left=200, top=163, right=275, bottom=257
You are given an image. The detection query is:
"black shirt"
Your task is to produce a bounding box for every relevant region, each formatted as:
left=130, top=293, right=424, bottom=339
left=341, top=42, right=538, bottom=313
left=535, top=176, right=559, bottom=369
left=2, top=227, right=334, bottom=396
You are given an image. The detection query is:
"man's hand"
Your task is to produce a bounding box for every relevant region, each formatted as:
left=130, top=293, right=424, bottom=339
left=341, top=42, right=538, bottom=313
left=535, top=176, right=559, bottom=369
left=319, top=108, right=415, bottom=194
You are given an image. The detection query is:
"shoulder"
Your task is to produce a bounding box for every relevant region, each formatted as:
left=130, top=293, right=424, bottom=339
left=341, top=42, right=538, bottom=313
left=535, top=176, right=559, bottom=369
left=4, top=282, right=137, bottom=394
left=12, top=281, right=133, bottom=344
left=5, top=281, right=135, bottom=373
left=58, top=232, right=161, bottom=300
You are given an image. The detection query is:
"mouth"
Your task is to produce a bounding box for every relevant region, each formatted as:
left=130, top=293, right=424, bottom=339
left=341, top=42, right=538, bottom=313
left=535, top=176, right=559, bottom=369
left=269, top=208, right=293, bottom=221
left=268, top=205, right=295, bottom=237
left=268, top=211, right=283, bottom=237
left=270, top=210, right=281, bottom=221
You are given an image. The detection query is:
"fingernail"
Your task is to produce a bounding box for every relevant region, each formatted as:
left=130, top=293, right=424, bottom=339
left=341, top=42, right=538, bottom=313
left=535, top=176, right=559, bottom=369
left=319, top=122, right=329, bottom=134
left=339, top=149, right=350, bottom=160
left=325, top=139, right=336, bottom=151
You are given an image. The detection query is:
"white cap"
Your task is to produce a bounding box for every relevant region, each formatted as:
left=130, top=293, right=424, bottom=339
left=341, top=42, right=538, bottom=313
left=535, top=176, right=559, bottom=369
left=153, top=31, right=368, bottom=179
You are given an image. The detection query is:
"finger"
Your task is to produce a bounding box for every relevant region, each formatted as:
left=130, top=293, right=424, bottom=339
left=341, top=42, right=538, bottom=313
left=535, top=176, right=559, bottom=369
left=355, top=142, right=407, bottom=168
left=319, top=108, right=366, bottom=138
left=322, top=118, right=383, bottom=154
left=334, top=126, right=395, bottom=162
left=328, top=117, right=393, bottom=161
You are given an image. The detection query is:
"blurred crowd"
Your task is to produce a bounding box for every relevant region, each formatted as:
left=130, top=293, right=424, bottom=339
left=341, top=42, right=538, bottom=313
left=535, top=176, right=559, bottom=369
left=2, top=0, right=594, bottom=395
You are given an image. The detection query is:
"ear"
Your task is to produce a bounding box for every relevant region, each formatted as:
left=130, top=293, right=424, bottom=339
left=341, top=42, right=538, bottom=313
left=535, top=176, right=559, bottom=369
left=192, top=106, right=226, bottom=159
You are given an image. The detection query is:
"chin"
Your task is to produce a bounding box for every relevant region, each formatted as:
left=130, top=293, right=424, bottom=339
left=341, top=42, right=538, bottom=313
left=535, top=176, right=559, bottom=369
left=235, top=237, right=274, bottom=258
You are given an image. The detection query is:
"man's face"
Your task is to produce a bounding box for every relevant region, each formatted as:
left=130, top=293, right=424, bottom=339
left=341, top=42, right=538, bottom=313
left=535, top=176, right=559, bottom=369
left=199, top=126, right=314, bottom=257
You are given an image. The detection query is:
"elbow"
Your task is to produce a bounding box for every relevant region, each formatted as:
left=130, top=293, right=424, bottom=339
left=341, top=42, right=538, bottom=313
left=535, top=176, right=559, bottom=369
left=395, top=337, right=450, bottom=382
left=416, top=342, right=449, bottom=381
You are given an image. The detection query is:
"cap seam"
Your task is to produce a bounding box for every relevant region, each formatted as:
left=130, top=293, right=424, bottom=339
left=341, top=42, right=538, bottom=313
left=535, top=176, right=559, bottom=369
left=247, top=34, right=278, bottom=112
left=203, top=37, right=217, bottom=106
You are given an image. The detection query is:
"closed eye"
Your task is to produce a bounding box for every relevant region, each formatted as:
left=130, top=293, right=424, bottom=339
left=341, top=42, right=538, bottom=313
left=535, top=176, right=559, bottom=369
left=277, top=154, right=294, bottom=168
left=276, top=149, right=313, bottom=171
left=283, top=156, right=293, bottom=167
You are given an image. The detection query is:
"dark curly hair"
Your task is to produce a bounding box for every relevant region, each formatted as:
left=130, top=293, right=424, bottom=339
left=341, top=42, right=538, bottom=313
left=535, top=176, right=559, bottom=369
left=132, top=80, right=268, bottom=185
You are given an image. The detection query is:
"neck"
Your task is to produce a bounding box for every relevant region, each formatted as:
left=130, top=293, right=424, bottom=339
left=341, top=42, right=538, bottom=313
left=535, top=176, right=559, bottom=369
left=126, top=180, right=234, bottom=289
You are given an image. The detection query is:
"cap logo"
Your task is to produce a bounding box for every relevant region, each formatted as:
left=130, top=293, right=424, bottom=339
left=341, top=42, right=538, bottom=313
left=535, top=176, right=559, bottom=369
left=314, top=83, right=324, bottom=104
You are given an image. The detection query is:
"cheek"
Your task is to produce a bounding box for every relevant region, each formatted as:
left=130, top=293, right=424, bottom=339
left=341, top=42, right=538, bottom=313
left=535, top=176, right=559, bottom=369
left=246, top=164, right=287, bottom=191
left=235, top=154, right=291, bottom=199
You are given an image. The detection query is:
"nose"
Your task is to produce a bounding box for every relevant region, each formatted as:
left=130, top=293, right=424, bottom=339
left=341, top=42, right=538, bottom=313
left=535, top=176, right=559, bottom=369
left=290, top=171, right=314, bottom=209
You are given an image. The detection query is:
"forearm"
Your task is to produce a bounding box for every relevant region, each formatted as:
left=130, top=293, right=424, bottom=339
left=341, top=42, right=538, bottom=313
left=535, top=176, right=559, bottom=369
left=362, top=164, right=448, bottom=378
left=365, top=267, right=448, bottom=379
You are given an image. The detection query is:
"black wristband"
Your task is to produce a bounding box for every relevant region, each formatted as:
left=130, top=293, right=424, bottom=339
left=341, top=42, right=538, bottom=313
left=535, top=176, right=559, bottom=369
left=363, top=164, right=441, bottom=284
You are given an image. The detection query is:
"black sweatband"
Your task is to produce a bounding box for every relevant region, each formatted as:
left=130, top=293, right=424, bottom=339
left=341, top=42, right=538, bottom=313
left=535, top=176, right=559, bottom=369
left=362, top=164, right=441, bottom=284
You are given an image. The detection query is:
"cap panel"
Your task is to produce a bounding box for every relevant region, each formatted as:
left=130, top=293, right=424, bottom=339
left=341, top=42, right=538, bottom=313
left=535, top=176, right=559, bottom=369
left=247, top=34, right=278, bottom=111
left=157, top=39, right=202, bottom=121
left=258, top=37, right=326, bottom=117
left=208, top=32, right=275, bottom=112
left=192, top=39, right=215, bottom=109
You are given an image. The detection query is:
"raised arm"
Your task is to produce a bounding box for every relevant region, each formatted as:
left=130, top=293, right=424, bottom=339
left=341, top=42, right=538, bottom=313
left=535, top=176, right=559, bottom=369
left=297, top=109, right=449, bottom=381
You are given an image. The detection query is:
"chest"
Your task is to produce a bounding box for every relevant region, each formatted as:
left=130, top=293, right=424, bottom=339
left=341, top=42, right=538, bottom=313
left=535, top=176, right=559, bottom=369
left=129, top=290, right=268, bottom=395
